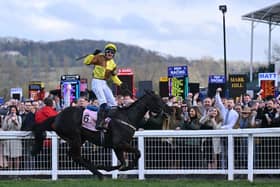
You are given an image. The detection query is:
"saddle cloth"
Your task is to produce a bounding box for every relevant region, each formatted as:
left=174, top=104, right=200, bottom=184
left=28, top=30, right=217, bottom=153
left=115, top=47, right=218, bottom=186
left=82, top=109, right=110, bottom=132
left=82, top=109, right=98, bottom=131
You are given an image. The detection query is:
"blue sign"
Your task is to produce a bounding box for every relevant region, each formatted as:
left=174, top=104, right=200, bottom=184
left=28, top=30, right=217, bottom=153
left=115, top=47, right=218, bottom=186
left=168, top=66, right=188, bottom=78
left=209, top=75, right=225, bottom=83
left=0, top=97, right=4, bottom=105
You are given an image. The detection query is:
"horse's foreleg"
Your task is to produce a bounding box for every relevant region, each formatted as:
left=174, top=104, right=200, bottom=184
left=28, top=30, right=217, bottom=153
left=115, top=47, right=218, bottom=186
left=94, top=148, right=125, bottom=172
left=113, top=148, right=127, bottom=170
left=69, top=142, right=104, bottom=180
left=117, top=144, right=141, bottom=171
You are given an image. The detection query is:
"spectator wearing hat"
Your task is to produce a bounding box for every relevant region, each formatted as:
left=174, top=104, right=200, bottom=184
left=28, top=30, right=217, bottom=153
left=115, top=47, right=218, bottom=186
left=234, top=106, right=254, bottom=129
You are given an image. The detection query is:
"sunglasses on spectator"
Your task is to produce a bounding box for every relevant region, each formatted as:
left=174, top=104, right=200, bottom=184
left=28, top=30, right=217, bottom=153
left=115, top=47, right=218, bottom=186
left=105, top=49, right=115, bottom=55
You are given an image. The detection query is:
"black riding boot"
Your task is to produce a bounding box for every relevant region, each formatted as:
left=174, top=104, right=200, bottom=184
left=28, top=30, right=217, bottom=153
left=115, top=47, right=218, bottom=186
left=96, top=103, right=108, bottom=130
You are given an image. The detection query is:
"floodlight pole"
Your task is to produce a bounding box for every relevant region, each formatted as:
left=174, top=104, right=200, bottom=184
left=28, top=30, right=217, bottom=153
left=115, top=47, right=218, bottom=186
left=249, top=20, right=255, bottom=82
left=219, top=5, right=227, bottom=89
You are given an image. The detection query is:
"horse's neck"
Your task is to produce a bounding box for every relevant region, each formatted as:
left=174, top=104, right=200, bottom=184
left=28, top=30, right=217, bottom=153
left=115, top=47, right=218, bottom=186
left=125, top=101, right=148, bottom=124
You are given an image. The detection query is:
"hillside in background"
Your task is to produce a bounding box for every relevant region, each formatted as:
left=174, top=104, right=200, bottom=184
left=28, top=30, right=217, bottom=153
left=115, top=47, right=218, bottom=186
left=0, top=37, right=260, bottom=98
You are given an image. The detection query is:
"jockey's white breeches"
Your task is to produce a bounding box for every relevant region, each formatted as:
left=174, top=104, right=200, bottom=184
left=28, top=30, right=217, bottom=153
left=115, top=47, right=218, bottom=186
left=91, top=78, right=116, bottom=106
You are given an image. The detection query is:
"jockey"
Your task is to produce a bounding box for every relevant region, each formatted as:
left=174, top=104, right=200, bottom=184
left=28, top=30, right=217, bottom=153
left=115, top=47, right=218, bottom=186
left=83, top=43, right=123, bottom=130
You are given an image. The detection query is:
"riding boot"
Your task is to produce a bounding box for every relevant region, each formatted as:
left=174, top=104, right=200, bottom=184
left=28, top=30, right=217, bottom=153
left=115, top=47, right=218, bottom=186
left=96, top=103, right=108, bottom=130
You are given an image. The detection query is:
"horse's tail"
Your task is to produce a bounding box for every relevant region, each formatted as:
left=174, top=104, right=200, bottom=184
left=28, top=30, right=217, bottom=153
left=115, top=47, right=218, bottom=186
left=31, top=116, right=56, bottom=156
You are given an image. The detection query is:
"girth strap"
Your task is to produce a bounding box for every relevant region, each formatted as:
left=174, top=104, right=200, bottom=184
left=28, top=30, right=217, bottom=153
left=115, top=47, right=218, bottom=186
left=114, top=119, right=136, bottom=131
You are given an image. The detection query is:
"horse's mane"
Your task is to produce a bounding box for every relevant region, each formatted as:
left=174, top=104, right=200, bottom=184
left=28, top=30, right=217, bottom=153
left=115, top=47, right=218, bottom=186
left=117, top=93, right=148, bottom=111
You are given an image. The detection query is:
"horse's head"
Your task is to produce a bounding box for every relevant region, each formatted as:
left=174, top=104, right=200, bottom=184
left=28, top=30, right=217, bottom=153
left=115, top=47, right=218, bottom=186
left=162, top=103, right=174, bottom=117
left=144, top=90, right=164, bottom=116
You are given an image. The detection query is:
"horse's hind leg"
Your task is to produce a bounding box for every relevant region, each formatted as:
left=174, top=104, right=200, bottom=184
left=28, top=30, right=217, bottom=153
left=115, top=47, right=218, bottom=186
left=69, top=141, right=104, bottom=180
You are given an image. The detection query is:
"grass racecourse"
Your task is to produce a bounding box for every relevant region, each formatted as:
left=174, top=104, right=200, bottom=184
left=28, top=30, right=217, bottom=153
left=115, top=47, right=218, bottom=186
left=0, top=178, right=280, bottom=187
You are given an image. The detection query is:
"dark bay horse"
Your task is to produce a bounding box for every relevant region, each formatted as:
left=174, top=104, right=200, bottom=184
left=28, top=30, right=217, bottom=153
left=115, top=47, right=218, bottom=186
left=31, top=90, right=164, bottom=180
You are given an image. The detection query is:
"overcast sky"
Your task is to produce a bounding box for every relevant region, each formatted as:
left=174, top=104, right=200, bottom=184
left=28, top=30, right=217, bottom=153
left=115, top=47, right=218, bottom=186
left=1, top=0, right=280, bottom=62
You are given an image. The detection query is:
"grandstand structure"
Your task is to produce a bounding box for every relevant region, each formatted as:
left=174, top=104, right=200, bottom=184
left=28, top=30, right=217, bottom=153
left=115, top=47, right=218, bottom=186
left=242, top=2, right=280, bottom=82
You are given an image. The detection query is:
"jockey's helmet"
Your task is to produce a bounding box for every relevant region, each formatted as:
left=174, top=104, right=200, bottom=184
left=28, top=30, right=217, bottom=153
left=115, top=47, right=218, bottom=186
left=104, top=43, right=117, bottom=53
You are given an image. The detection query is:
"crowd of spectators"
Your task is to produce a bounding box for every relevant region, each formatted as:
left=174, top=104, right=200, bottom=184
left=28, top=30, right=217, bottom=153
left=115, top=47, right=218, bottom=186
left=132, top=88, right=280, bottom=169
left=0, top=87, right=280, bottom=171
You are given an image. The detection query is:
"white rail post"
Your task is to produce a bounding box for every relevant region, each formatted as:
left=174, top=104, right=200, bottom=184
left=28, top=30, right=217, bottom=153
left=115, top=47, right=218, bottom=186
left=112, top=151, right=118, bottom=179
left=51, top=133, right=58, bottom=180
left=138, top=135, right=145, bottom=180
left=247, top=134, right=254, bottom=182
left=228, top=135, right=234, bottom=180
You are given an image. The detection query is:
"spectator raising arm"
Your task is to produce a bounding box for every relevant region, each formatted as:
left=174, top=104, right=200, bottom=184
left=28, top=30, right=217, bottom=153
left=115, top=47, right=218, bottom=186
left=215, top=88, right=239, bottom=129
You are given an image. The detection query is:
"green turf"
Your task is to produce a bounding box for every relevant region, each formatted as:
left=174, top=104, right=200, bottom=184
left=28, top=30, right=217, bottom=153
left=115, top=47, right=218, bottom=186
left=0, top=179, right=279, bottom=187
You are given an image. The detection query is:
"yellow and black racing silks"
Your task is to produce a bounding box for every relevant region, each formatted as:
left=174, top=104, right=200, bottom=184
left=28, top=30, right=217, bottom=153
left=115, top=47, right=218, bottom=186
left=83, top=54, right=122, bottom=86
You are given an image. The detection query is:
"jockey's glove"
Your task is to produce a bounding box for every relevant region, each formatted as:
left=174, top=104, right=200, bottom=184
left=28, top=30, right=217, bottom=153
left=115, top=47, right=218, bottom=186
left=93, top=49, right=102, bottom=55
